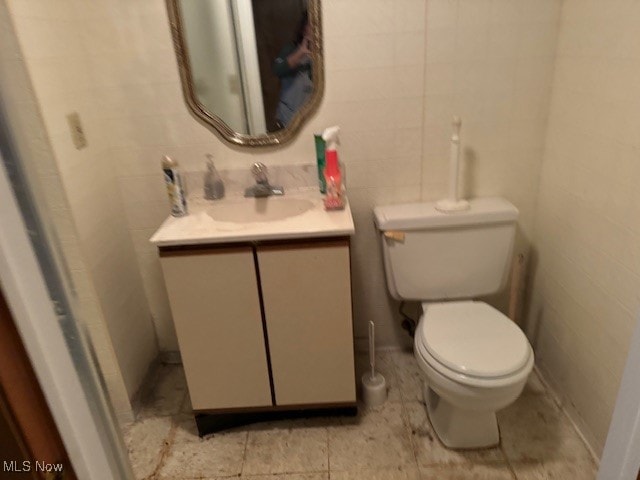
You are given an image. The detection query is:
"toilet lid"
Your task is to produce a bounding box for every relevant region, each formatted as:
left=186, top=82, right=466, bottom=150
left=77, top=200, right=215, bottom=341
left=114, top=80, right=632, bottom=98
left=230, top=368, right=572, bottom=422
left=419, top=301, right=530, bottom=378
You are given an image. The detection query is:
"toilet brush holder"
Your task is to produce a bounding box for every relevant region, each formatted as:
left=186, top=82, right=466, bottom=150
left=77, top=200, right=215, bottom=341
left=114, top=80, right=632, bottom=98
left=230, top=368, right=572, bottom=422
left=362, top=372, right=387, bottom=407
left=361, top=321, right=387, bottom=407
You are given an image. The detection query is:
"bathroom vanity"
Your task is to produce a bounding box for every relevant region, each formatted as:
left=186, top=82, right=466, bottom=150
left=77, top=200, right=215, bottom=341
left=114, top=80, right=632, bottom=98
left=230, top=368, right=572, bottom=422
left=151, top=191, right=356, bottom=434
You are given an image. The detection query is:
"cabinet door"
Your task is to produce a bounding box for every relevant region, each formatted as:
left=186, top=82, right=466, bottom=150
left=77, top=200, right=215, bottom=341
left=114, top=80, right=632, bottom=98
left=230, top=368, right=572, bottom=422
left=257, top=240, right=356, bottom=405
left=160, top=247, right=272, bottom=410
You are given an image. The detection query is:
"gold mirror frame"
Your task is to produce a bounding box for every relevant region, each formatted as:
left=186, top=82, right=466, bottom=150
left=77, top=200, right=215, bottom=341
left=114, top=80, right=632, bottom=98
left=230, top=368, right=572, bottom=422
left=166, top=0, right=324, bottom=148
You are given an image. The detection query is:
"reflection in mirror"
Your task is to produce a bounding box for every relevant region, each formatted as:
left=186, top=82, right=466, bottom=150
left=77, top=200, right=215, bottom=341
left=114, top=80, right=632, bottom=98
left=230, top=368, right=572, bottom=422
left=168, top=0, right=324, bottom=147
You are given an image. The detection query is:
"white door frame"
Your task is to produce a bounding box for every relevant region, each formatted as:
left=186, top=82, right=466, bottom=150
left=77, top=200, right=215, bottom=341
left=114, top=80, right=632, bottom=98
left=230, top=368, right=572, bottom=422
left=0, top=159, right=130, bottom=479
left=598, top=313, right=640, bottom=479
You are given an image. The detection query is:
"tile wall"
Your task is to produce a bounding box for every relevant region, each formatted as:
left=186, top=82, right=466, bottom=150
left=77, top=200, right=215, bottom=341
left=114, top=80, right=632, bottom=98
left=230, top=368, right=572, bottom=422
left=6, top=0, right=639, bottom=459
left=527, top=0, right=640, bottom=455
left=5, top=0, right=562, bottom=351
left=0, top=0, right=137, bottom=423
left=5, top=0, right=159, bottom=422
left=38, top=0, right=558, bottom=351
left=419, top=0, right=560, bottom=313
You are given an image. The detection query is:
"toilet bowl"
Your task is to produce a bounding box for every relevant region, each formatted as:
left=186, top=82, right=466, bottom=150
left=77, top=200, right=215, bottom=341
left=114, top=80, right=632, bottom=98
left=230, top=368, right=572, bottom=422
left=373, top=197, right=533, bottom=449
left=413, top=301, right=533, bottom=448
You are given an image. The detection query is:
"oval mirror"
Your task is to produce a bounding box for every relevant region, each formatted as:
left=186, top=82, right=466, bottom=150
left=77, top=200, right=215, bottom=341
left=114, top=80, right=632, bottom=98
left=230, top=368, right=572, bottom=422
left=166, top=0, right=324, bottom=148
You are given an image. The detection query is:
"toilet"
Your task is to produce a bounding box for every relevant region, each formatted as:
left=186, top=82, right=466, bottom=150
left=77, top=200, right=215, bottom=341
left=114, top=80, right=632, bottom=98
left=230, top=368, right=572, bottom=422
left=374, top=197, right=534, bottom=449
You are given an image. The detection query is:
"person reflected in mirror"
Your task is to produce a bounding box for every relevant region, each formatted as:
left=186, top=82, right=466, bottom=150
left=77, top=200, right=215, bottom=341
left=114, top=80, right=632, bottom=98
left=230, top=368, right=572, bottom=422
left=273, top=12, right=313, bottom=129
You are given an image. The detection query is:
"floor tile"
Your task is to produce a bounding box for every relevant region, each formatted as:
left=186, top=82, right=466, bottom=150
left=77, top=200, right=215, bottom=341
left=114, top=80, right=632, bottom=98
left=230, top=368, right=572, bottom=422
left=389, top=350, right=424, bottom=402
left=511, top=459, right=597, bottom=479
left=328, top=402, right=415, bottom=471
left=419, top=464, right=515, bottom=479
left=139, top=364, right=188, bottom=418
left=124, top=362, right=598, bottom=480
left=330, top=466, right=421, bottom=479
left=242, top=419, right=328, bottom=475
left=498, top=394, right=594, bottom=465
left=123, top=416, right=172, bottom=480
left=158, top=415, right=247, bottom=479
left=355, top=351, right=402, bottom=403
left=404, top=401, right=505, bottom=467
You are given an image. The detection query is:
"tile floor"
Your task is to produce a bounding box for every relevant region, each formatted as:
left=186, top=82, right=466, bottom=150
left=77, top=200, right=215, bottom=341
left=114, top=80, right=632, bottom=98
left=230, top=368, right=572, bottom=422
left=122, top=350, right=598, bottom=480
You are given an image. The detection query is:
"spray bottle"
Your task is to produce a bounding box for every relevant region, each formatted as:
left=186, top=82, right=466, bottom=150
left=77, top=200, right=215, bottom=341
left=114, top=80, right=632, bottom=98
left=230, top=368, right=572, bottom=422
left=162, top=155, right=187, bottom=216
left=322, top=126, right=345, bottom=210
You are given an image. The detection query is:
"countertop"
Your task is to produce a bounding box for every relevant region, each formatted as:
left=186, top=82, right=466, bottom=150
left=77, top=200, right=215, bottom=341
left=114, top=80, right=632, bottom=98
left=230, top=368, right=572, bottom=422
left=150, top=190, right=355, bottom=247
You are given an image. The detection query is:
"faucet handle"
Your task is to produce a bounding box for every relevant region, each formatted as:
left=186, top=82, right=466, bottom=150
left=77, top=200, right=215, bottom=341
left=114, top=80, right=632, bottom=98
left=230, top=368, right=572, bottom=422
left=251, top=162, right=268, bottom=184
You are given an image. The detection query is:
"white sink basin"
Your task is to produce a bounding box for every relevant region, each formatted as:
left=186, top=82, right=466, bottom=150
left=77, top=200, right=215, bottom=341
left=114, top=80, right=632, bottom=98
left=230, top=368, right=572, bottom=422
left=207, top=197, right=314, bottom=223
left=150, top=190, right=354, bottom=246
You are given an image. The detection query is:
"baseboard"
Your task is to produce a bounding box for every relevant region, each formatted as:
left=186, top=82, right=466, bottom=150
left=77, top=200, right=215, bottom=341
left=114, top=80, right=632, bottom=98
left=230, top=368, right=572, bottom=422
left=129, top=355, right=162, bottom=420
left=115, top=409, right=135, bottom=427
left=126, top=351, right=182, bottom=422
left=534, top=363, right=601, bottom=466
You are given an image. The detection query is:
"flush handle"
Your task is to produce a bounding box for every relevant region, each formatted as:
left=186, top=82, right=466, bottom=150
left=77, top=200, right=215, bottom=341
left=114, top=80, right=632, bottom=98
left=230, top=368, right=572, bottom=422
left=383, top=231, right=405, bottom=242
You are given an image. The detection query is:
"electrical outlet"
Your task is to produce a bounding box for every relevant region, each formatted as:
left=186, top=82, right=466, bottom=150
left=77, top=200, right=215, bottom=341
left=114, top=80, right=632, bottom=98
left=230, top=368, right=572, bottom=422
left=66, top=112, right=87, bottom=150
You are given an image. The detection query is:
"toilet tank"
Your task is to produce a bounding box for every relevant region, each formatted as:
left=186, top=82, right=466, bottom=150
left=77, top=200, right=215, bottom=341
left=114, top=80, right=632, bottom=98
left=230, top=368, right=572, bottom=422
left=373, top=197, right=518, bottom=301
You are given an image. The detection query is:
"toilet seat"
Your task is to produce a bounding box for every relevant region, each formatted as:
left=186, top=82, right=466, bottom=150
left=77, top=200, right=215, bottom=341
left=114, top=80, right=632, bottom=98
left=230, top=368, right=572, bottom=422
left=416, top=301, right=533, bottom=388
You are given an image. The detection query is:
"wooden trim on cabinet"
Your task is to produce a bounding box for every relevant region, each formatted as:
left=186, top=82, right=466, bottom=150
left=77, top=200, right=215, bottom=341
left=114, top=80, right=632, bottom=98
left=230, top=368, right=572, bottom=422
left=159, top=245, right=252, bottom=257
left=347, top=237, right=358, bottom=398
left=157, top=235, right=352, bottom=255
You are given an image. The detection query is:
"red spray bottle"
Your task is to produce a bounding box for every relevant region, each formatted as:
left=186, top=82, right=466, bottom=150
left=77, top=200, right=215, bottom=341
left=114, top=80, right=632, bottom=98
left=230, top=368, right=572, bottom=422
left=322, top=126, right=345, bottom=210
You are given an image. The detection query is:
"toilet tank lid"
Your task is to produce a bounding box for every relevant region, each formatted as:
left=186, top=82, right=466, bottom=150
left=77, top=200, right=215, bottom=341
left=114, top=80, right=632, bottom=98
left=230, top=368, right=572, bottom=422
left=373, top=197, right=518, bottom=231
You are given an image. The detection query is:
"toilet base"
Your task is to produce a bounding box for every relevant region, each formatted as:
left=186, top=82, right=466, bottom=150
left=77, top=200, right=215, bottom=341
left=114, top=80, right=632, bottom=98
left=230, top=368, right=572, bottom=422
left=424, top=384, right=499, bottom=449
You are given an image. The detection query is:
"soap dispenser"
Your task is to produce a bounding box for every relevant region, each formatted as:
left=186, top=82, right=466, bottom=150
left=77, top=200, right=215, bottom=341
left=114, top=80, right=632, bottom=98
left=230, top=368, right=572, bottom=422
left=204, top=154, right=225, bottom=200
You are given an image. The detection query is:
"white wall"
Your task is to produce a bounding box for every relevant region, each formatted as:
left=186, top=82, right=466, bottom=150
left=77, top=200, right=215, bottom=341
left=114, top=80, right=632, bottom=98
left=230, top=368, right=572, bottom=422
left=527, top=0, right=640, bottom=456
left=4, top=0, right=158, bottom=422
left=4, top=0, right=562, bottom=352
left=0, top=0, right=135, bottom=424
left=421, top=0, right=560, bottom=313
left=6, top=0, right=558, bottom=352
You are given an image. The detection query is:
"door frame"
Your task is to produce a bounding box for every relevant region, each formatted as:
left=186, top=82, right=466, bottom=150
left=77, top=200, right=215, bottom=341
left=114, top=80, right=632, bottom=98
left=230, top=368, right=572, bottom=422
left=598, top=312, right=640, bottom=479
left=0, top=159, right=131, bottom=479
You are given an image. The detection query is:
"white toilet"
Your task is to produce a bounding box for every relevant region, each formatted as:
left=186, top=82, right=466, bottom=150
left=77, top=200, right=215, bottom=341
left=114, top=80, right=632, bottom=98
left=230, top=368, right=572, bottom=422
left=374, top=197, right=534, bottom=449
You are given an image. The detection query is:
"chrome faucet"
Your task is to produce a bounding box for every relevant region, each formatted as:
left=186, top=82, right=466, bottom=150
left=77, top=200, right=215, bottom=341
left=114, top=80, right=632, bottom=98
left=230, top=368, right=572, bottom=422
left=252, top=162, right=269, bottom=185
left=244, top=162, right=284, bottom=197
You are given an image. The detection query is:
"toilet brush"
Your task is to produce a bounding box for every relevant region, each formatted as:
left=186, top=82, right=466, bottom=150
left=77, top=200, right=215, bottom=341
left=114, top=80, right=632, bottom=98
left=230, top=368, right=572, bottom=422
left=361, top=321, right=387, bottom=407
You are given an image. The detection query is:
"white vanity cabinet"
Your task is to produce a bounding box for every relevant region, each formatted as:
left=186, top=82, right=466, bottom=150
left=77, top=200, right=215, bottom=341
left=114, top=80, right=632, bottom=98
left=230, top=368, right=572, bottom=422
left=159, top=238, right=356, bottom=424
left=160, top=247, right=272, bottom=410
left=257, top=240, right=355, bottom=406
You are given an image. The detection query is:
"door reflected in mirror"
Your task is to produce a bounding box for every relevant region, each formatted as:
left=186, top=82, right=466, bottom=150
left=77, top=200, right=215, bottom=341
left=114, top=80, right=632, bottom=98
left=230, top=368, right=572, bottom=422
left=168, top=0, right=324, bottom=146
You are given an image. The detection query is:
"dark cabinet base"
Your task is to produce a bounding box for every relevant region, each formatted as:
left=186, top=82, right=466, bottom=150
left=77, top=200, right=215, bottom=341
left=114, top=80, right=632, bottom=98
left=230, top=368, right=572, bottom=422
left=194, top=404, right=358, bottom=436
